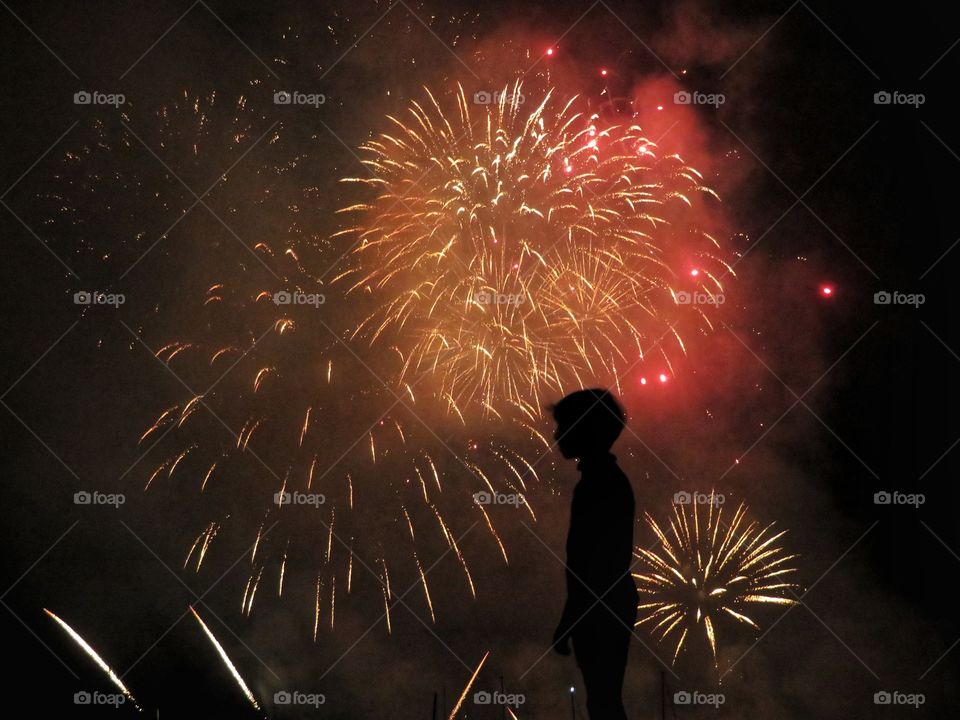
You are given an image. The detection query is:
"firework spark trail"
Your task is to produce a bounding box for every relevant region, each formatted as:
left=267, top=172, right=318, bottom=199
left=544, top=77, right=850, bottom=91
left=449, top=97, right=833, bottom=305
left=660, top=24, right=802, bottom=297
left=313, top=576, right=323, bottom=642
left=446, top=650, right=490, bottom=720
left=633, top=493, right=799, bottom=665
left=43, top=608, right=141, bottom=712
left=190, top=607, right=261, bottom=712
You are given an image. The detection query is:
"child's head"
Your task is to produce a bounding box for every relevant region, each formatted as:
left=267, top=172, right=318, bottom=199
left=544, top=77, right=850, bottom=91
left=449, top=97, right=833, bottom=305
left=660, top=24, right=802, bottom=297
left=550, top=388, right=626, bottom=459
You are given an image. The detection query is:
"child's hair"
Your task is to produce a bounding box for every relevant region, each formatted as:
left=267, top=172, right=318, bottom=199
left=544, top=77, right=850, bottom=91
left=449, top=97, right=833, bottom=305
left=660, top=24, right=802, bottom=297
left=550, top=388, right=627, bottom=451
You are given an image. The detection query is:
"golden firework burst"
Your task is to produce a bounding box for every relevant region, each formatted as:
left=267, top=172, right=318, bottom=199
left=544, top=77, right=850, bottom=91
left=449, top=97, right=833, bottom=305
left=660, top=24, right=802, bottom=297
left=634, top=493, right=799, bottom=664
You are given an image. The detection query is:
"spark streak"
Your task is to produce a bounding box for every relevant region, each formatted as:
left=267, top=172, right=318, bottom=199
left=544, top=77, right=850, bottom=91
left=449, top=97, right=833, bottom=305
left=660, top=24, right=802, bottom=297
left=190, top=607, right=261, bottom=711
left=43, top=608, right=141, bottom=712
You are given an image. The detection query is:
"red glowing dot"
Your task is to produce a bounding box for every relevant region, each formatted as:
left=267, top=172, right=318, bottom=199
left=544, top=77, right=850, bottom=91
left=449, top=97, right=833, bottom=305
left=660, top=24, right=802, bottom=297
left=658, top=373, right=668, bottom=383
left=656, top=104, right=664, bottom=111
left=690, top=268, right=700, bottom=277
left=600, top=68, right=608, bottom=76
left=564, top=164, right=573, bottom=173
left=640, top=377, right=647, bottom=385
left=820, top=284, right=834, bottom=297
left=546, top=47, right=554, bottom=56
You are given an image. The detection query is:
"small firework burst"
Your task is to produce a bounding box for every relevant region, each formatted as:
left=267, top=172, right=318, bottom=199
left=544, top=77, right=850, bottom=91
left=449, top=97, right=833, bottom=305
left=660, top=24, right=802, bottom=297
left=634, top=494, right=799, bottom=664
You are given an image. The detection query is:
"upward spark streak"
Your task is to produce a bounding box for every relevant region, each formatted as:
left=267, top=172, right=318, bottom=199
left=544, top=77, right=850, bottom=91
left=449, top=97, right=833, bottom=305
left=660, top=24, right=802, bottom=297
left=190, top=607, right=261, bottom=711
left=43, top=609, right=141, bottom=712
left=447, top=651, right=490, bottom=720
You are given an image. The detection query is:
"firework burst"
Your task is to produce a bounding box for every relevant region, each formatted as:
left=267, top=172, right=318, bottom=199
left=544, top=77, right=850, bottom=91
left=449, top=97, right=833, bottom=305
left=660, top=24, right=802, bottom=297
left=131, top=83, right=729, bottom=627
left=38, top=76, right=730, bottom=630
left=633, top=494, right=799, bottom=665
left=335, top=82, right=731, bottom=418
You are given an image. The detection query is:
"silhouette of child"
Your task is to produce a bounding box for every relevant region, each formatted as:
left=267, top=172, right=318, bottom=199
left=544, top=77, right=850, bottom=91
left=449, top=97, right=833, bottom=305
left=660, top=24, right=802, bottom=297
left=551, top=389, right=637, bottom=720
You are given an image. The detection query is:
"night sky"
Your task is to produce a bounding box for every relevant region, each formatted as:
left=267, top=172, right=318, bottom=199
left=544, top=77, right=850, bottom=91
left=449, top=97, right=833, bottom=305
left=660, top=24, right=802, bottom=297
left=2, top=1, right=958, bottom=718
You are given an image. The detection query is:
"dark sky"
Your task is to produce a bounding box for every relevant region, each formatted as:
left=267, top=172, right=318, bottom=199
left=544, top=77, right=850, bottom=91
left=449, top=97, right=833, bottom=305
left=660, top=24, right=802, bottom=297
left=1, top=1, right=958, bottom=718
